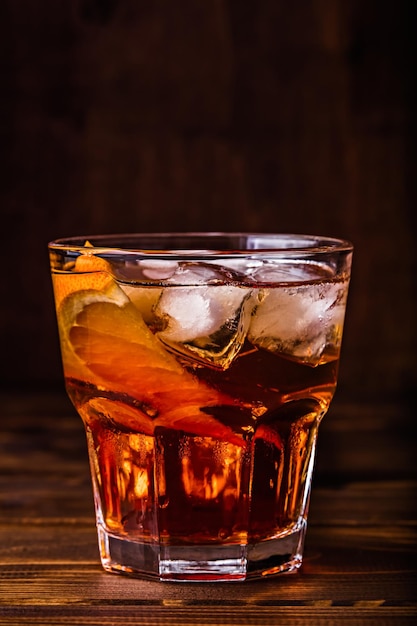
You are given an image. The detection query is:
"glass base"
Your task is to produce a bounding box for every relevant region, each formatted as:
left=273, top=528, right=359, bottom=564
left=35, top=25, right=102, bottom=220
left=97, top=522, right=306, bottom=582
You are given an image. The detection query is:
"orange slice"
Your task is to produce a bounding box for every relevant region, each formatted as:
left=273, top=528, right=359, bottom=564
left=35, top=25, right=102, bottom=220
left=157, top=405, right=244, bottom=446
left=79, top=397, right=155, bottom=436
left=253, top=424, right=283, bottom=450
left=52, top=252, right=114, bottom=310
left=56, top=266, right=243, bottom=445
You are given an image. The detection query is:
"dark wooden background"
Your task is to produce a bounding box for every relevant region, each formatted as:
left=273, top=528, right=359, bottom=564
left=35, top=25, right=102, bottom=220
left=1, top=0, right=416, bottom=406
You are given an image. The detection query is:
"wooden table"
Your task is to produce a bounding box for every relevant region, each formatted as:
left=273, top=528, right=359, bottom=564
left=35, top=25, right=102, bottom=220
left=1, top=392, right=416, bottom=625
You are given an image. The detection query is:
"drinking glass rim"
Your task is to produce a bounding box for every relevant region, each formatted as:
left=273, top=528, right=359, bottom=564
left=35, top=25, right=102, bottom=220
left=49, top=232, right=353, bottom=259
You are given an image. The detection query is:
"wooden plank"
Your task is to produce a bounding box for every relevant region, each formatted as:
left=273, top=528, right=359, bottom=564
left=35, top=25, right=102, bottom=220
left=1, top=560, right=416, bottom=603
left=0, top=601, right=416, bottom=626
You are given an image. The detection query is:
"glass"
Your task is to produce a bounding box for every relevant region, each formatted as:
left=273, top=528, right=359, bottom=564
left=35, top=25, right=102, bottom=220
left=49, top=233, right=353, bottom=581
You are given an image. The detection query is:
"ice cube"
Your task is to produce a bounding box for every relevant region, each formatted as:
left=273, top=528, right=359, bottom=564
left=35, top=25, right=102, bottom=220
left=139, top=260, right=178, bottom=280
left=248, top=280, right=348, bottom=365
left=211, top=258, right=263, bottom=276
left=248, top=260, right=334, bottom=284
left=115, top=259, right=179, bottom=283
left=164, top=262, right=239, bottom=286
left=120, top=284, right=162, bottom=324
left=155, top=263, right=255, bottom=369
left=116, top=261, right=178, bottom=323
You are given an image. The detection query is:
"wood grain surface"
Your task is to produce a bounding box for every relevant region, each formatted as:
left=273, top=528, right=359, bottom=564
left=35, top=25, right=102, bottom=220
left=1, top=393, right=416, bottom=625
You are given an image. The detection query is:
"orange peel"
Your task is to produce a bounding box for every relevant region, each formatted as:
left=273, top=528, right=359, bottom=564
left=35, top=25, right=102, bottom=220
left=52, top=252, right=114, bottom=311
left=55, top=278, right=243, bottom=445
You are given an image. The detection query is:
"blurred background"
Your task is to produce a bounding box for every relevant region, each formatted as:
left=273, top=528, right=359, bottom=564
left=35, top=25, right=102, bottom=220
left=1, top=0, right=416, bottom=410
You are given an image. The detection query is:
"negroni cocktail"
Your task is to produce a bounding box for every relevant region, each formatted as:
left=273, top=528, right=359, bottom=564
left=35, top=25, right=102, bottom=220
left=49, top=233, right=352, bottom=581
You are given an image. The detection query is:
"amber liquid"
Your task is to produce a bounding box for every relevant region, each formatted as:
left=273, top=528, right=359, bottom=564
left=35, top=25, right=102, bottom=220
left=67, top=342, right=338, bottom=547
